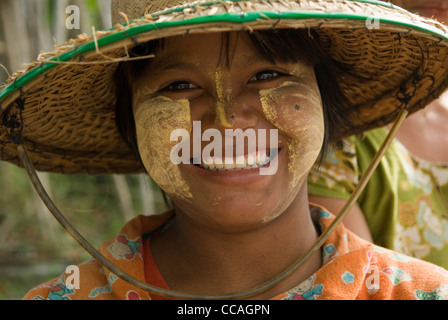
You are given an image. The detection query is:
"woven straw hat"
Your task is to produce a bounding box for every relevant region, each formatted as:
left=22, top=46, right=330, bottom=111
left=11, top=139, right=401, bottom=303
left=1, top=0, right=448, bottom=175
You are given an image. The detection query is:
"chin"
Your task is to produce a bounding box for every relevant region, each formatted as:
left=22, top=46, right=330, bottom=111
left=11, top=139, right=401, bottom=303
left=175, top=192, right=285, bottom=232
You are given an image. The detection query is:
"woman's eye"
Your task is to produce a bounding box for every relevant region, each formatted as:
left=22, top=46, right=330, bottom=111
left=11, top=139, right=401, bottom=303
left=163, top=81, right=198, bottom=91
left=249, top=70, right=280, bottom=82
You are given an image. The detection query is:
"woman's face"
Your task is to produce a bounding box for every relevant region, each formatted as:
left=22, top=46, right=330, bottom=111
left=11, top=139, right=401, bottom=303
left=132, top=32, right=324, bottom=232
left=392, top=0, right=448, bottom=23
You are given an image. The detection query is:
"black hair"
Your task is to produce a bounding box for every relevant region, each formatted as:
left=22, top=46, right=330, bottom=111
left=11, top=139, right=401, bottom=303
left=114, top=29, right=351, bottom=166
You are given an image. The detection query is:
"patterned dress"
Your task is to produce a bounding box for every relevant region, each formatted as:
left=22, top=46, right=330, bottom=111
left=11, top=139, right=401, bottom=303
left=23, top=207, right=448, bottom=300
left=308, top=127, right=448, bottom=269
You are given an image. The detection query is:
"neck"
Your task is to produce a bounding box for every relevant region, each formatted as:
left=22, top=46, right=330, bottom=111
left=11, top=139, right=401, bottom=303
left=150, top=184, right=322, bottom=299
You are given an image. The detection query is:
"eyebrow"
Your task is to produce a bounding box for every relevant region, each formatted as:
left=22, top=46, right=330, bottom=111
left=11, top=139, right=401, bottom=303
left=147, top=53, right=278, bottom=77
left=145, top=55, right=199, bottom=75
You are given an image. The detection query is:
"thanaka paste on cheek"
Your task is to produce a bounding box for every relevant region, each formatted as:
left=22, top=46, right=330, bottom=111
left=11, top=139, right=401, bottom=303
left=259, top=81, right=324, bottom=190
left=134, top=95, right=193, bottom=200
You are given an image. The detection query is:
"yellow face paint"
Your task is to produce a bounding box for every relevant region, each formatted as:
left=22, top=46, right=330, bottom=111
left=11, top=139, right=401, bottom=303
left=134, top=95, right=193, bottom=200
left=214, top=67, right=233, bottom=128
left=216, top=101, right=233, bottom=128
left=260, top=80, right=324, bottom=190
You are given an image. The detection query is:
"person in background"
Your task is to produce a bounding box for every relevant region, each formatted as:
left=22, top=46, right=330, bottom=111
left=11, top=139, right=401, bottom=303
left=308, top=0, right=448, bottom=269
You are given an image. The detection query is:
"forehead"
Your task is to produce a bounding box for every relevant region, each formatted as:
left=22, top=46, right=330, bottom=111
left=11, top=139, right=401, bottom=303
left=140, top=31, right=316, bottom=80
left=148, top=32, right=268, bottom=71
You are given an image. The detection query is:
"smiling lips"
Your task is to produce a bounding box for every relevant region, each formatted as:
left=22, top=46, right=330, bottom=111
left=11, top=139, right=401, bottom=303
left=197, top=149, right=277, bottom=171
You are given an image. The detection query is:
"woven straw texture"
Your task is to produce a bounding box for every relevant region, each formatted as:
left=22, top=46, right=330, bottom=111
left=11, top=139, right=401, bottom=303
left=0, top=0, right=448, bottom=174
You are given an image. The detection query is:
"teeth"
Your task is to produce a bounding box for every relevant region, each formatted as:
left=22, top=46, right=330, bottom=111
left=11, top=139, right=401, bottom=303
left=235, top=155, right=246, bottom=168
left=200, top=151, right=272, bottom=171
left=247, top=155, right=255, bottom=166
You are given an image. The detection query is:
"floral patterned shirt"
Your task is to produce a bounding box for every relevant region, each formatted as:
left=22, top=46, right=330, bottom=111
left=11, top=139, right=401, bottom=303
left=23, top=206, right=448, bottom=300
left=308, top=127, right=448, bottom=269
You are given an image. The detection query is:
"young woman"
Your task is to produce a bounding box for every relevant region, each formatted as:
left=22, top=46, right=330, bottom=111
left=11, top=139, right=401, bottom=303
left=1, top=0, right=448, bottom=300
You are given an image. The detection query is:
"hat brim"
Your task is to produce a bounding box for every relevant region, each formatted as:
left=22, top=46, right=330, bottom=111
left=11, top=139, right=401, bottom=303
left=1, top=0, right=448, bottom=174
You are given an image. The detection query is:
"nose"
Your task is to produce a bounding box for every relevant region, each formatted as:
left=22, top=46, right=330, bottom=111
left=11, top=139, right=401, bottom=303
left=216, top=100, right=233, bottom=128
left=214, top=92, right=259, bottom=130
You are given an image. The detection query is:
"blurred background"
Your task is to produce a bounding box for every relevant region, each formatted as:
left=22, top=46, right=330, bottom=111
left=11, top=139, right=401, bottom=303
left=0, top=0, right=167, bottom=299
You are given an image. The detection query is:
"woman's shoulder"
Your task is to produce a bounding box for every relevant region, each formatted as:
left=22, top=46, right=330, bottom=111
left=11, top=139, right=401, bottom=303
left=22, top=259, right=109, bottom=300
left=362, top=245, right=448, bottom=300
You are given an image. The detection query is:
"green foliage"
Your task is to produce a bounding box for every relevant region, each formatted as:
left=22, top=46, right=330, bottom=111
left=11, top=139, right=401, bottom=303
left=0, top=161, right=167, bottom=300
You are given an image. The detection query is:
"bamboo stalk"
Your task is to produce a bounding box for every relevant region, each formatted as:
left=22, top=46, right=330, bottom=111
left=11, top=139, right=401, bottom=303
left=35, top=0, right=53, bottom=52
left=113, top=175, right=135, bottom=222
left=54, top=0, right=69, bottom=44
left=139, top=175, right=156, bottom=216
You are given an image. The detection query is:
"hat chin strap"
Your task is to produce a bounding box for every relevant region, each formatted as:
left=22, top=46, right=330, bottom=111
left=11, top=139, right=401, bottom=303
left=17, top=108, right=408, bottom=299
